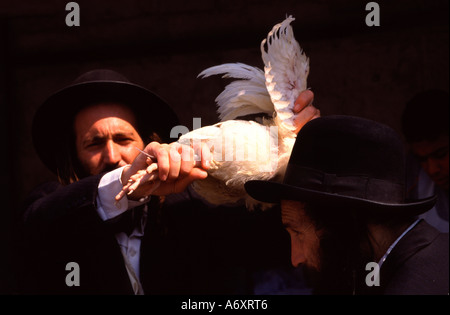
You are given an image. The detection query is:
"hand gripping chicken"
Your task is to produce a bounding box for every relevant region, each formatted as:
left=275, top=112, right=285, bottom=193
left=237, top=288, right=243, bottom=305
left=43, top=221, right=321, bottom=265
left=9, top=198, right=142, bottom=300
left=180, top=16, right=318, bottom=209
left=117, top=16, right=319, bottom=209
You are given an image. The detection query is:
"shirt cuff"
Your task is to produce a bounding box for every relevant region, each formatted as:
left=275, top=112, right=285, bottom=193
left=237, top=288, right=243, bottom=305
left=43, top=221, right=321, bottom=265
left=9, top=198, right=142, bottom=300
left=96, top=166, right=147, bottom=221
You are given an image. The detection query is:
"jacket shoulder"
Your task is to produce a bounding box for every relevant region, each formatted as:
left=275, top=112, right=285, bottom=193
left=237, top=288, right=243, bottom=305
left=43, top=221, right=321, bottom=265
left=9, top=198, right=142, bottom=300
left=384, top=226, right=449, bottom=295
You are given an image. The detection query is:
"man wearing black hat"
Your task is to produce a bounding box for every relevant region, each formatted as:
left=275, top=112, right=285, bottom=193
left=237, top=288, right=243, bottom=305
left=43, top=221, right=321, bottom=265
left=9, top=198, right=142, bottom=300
left=16, top=69, right=210, bottom=294
left=245, top=115, right=449, bottom=295
left=16, top=69, right=317, bottom=294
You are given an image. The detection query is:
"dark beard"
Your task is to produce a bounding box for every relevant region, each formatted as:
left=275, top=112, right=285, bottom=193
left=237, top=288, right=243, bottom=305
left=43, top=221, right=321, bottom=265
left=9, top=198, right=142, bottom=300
left=302, top=261, right=356, bottom=295
left=300, top=202, right=378, bottom=295
left=302, top=234, right=373, bottom=295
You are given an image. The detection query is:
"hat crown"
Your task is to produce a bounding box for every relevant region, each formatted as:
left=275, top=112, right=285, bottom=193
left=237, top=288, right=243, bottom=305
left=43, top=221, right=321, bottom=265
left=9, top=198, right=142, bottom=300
left=280, top=115, right=408, bottom=205
left=245, top=115, right=437, bottom=214
left=289, top=115, right=405, bottom=183
left=72, top=69, right=131, bottom=85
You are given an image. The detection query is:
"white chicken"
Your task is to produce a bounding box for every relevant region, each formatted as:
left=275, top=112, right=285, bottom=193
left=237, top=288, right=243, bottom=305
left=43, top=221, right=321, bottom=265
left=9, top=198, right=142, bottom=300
left=178, top=15, right=310, bottom=210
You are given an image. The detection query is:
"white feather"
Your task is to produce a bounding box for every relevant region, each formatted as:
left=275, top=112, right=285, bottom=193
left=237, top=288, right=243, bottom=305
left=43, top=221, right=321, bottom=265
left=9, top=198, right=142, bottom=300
left=180, top=16, right=309, bottom=210
left=261, top=15, right=309, bottom=133
left=198, top=63, right=273, bottom=120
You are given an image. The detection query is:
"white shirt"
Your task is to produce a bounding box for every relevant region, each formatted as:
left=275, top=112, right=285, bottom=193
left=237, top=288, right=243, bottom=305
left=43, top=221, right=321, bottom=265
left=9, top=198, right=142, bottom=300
left=96, top=166, right=148, bottom=295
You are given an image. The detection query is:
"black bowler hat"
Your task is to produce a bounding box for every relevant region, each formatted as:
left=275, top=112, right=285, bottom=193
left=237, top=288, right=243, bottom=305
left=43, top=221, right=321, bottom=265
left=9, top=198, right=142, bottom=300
left=32, top=69, right=179, bottom=175
left=245, top=115, right=436, bottom=217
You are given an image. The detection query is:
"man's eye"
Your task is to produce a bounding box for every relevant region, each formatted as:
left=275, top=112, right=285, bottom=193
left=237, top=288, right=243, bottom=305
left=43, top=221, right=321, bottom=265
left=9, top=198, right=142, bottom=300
left=431, top=148, right=449, bottom=160
left=288, top=228, right=302, bottom=236
left=86, top=141, right=102, bottom=148
left=116, top=138, right=133, bottom=144
left=417, top=156, right=428, bottom=163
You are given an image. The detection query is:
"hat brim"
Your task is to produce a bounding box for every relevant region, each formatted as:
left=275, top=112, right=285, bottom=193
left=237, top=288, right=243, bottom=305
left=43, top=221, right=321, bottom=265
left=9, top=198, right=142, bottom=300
left=245, top=180, right=437, bottom=217
left=32, top=80, right=179, bottom=174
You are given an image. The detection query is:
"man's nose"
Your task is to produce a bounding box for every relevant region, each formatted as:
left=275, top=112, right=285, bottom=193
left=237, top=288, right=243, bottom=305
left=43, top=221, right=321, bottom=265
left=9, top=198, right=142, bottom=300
left=290, top=238, right=306, bottom=268
left=102, top=140, right=122, bottom=165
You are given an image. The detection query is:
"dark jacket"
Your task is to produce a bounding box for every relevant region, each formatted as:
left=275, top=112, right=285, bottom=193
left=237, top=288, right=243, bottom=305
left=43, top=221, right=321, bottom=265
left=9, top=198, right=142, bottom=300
left=379, top=219, right=449, bottom=295
left=14, top=174, right=292, bottom=295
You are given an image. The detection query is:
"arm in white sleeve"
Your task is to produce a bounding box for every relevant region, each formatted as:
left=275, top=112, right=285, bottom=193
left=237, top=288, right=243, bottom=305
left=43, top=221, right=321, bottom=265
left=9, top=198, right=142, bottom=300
left=96, top=166, right=146, bottom=221
left=96, top=166, right=148, bottom=295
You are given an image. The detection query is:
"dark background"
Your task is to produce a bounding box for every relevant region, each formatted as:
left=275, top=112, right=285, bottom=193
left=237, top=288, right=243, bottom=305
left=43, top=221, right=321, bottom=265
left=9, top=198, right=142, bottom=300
left=0, top=0, right=448, bottom=294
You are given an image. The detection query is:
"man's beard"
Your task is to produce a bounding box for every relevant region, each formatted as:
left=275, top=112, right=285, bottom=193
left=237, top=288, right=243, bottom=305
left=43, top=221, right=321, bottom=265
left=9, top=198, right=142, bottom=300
left=302, top=236, right=372, bottom=295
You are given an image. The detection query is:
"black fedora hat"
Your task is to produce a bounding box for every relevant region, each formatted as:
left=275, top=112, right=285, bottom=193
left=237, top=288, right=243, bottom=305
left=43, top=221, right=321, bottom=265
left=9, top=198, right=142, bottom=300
left=32, top=69, right=179, bottom=175
left=245, top=115, right=436, bottom=217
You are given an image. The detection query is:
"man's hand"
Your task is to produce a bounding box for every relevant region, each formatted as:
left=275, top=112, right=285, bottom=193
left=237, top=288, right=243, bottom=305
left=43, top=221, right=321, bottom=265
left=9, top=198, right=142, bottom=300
left=292, top=90, right=320, bottom=134
left=115, top=141, right=211, bottom=201
left=115, top=90, right=317, bottom=202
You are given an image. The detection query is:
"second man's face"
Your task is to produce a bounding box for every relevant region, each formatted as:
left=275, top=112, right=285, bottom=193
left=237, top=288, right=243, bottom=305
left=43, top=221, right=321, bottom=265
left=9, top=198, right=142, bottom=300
left=410, top=134, right=449, bottom=191
left=74, top=103, right=145, bottom=176
left=281, top=200, right=322, bottom=271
